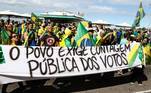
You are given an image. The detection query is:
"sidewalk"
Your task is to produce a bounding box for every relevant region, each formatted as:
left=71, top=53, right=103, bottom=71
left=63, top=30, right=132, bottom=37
left=2, top=65, right=151, bottom=93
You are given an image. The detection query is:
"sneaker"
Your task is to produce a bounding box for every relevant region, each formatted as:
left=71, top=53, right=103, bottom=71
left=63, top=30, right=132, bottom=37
left=85, top=79, right=90, bottom=82
left=130, top=82, right=134, bottom=85
left=57, top=82, right=64, bottom=85
left=52, top=84, right=60, bottom=89
left=138, top=83, right=143, bottom=86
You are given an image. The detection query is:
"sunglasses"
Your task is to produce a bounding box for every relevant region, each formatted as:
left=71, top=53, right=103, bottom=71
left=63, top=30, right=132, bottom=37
left=12, top=35, right=17, bottom=38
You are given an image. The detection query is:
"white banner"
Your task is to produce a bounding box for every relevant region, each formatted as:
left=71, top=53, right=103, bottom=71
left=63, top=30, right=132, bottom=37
left=0, top=42, right=142, bottom=84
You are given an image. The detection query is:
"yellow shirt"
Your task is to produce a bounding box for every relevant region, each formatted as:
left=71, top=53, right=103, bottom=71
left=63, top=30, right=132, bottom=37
left=21, top=24, right=25, bottom=35
left=38, top=27, right=45, bottom=36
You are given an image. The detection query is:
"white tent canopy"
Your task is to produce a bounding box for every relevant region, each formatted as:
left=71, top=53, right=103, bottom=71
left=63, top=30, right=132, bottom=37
left=0, top=10, right=30, bottom=18
left=40, top=11, right=83, bottom=18
left=117, top=22, right=131, bottom=27
left=93, top=19, right=109, bottom=24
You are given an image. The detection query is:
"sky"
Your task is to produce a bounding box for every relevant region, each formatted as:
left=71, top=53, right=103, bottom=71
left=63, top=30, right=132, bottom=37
left=0, top=0, right=151, bottom=27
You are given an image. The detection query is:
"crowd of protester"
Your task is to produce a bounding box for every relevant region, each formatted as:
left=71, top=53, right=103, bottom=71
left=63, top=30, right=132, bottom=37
left=0, top=19, right=151, bottom=47
left=0, top=18, right=151, bottom=92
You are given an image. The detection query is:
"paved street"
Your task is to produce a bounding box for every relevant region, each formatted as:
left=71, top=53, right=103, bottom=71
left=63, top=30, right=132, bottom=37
left=2, top=65, right=151, bottom=93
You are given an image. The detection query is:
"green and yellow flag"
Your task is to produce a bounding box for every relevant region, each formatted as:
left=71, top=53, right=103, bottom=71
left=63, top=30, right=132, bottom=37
left=81, top=21, right=89, bottom=28
left=59, top=28, right=72, bottom=47
left=74, top=22, right=90, bottom=47
left=132, top=0, right=145, bottom=28
left=31, top=12, right=40, bottom=22
left=128, top=43, right=143, bottom=67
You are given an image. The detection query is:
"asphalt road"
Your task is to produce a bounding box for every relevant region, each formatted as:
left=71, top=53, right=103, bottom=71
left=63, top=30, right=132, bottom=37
left=2, top=65, right=151, bottom=93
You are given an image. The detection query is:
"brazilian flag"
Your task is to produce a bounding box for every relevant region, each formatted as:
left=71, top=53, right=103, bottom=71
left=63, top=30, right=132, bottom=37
left=31, top=13, right=42, bottom=30
left=74, top=22, right=95, bottom=47
left=60, top=28, right=72, bottom=47
left=132, top=0, right=145, bottom=28
left=31, top=12, right=42, bottom=23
